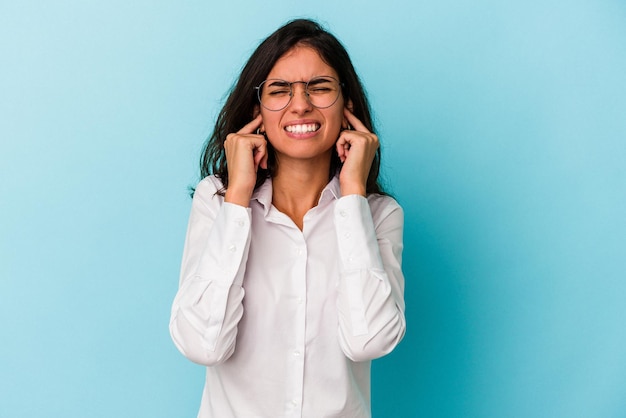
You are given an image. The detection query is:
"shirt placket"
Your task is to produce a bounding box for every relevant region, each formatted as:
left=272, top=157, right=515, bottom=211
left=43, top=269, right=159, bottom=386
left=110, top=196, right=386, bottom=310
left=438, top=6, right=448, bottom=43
left=285, top=233, right=308, bottom=417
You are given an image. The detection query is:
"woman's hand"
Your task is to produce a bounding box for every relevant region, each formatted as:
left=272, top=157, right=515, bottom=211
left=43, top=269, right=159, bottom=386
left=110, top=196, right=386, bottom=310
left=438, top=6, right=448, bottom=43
left=224, top=114, right=268, bottom=207
left=336, top=108, right=379, bottom=196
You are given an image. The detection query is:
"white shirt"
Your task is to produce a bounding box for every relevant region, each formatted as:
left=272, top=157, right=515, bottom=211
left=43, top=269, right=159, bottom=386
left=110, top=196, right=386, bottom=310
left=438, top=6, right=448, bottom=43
left=169, top=175, right=406, bottom=418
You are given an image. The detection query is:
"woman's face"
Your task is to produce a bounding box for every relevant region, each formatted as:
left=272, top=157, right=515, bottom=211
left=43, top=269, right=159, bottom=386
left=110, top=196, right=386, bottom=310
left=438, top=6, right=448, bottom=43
left=259, top=45, right=345, bottom=167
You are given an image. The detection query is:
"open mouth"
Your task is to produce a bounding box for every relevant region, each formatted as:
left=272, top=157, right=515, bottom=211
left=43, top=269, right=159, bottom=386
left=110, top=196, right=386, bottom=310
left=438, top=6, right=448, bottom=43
left=284, top=123, right=320, bottom=134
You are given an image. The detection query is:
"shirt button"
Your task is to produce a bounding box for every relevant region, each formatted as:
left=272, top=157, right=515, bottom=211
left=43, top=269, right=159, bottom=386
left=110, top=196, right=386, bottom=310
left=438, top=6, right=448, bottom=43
left=344, top=232, right=351, bottom=238
left=339, top=210, right=348, bottom=218
left=228, top=244, right=237, bottom=252
left=297, top=297, right=303, bottom=304
left=237, top=220, right=245, bottom=227
left=294, top=350, right=300, bottom=356
left=292, top=399, right=298, bottom=406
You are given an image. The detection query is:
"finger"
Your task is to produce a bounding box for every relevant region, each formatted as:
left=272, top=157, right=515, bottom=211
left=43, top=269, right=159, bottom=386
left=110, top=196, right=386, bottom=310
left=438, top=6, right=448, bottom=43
left=259, top=150, right=269, bottom=170
left=336, top=136, right=349, bottom=163
left=237, top=114, right=263, bottom=135
left=253, top=140, right=267, bottom=169
left=343, top=108, right=369, bottom=133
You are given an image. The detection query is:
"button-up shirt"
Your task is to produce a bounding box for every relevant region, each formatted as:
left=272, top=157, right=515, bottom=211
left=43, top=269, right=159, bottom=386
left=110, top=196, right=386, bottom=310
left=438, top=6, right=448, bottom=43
left=170, top=175, right=405, bottom=418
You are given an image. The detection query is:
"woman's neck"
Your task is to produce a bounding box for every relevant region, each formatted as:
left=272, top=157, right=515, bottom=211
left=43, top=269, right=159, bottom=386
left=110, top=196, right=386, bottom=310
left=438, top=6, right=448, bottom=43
left=271, top=159, right=331, bottom=230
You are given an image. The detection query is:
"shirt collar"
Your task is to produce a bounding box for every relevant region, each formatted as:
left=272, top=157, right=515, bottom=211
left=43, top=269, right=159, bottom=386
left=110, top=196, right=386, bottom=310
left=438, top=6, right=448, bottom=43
left=251, top=175, right=341, bottom=215
left=320, top=175, right=341, bottom=203
left=251, top=177, right=274, bottom=216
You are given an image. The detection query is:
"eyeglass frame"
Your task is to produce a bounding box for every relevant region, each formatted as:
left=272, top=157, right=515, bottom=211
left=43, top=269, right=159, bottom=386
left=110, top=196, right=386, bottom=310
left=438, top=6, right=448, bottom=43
left=254, top=76, right=344, bottom=111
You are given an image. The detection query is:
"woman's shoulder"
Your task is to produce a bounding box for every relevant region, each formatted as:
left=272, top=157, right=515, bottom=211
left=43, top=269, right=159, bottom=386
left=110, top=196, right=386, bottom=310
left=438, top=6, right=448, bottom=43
left=366, top=193, right=403, bottom=221
left=366, top=192, right=402, bottom=210
left=191, top=175, right=226, bottom=207
left=367, top=193, right=402, bottom=213
left=194, top=175, right=225, bottom=194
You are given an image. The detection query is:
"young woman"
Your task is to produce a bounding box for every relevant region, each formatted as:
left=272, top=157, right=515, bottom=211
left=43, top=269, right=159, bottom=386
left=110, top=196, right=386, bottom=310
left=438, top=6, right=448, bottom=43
left=170, top=19, right=406, bottom=418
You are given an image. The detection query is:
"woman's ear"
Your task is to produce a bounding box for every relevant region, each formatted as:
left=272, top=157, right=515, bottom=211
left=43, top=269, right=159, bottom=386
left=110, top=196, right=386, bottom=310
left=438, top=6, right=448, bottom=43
left=253, top=105, right=265, bottom=133
left=346, top=99, right=354, bottom=112
left=342, top=99, right=354, bottom=130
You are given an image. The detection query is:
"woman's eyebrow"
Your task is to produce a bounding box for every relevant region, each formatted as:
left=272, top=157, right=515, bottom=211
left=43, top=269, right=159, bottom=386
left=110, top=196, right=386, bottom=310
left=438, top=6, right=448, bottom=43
left=307, top=77, right=333, bottom=86
left=267, top=79, right=290, bottom=87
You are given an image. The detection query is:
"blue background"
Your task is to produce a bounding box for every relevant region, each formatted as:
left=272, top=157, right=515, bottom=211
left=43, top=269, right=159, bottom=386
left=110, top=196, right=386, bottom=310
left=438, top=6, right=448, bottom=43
left=1, top=1, right=625, bottom=417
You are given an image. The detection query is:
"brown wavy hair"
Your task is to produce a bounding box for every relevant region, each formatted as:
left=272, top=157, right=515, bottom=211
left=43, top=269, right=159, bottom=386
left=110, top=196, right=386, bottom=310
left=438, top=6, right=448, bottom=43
left=198, top=18, right=384, bottom=195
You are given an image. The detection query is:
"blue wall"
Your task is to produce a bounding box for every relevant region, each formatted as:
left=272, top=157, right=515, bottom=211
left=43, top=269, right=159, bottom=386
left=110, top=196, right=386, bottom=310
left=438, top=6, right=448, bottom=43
left=1, top=1, right=625, bottom=417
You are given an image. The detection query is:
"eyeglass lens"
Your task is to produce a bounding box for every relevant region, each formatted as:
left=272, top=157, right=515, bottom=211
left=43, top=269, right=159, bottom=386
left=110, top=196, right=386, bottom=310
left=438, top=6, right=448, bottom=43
left=257, top=77, right=341, bottom=111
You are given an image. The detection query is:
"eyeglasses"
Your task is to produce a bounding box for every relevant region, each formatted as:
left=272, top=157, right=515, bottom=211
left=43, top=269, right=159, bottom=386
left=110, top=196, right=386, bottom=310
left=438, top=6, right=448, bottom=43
left=255, top=76, right=343, bottom=111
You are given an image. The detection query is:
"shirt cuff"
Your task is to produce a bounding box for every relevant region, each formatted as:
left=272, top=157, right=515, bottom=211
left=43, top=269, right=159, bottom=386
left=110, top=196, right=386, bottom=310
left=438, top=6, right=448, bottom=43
left=206, top=202, right=251, bottom=285
left=334, top=194, right=384, bottom=271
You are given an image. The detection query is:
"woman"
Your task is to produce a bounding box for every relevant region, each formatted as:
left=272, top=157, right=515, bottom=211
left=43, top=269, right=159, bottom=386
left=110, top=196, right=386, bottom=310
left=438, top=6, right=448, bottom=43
left=170, top=19, right=406, bottom=418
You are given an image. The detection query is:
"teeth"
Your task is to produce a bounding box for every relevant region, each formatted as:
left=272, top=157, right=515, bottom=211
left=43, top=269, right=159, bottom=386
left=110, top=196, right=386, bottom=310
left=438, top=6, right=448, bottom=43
left=285, top=123, right=319, bottom=133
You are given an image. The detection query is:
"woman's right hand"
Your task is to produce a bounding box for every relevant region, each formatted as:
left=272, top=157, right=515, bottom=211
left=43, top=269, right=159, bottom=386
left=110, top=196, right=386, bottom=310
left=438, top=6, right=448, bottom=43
left=224, top=114, right=268, bottom=207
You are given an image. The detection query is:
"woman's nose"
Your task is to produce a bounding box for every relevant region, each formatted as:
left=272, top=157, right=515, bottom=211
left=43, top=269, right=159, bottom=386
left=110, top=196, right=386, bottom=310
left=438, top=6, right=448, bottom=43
left=289, top=84, right=313, bottom=112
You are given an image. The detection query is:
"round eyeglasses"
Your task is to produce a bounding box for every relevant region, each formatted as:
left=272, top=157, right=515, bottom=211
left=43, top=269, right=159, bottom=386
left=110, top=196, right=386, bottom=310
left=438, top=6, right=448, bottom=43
left=255, top=76, right=343, bottom=111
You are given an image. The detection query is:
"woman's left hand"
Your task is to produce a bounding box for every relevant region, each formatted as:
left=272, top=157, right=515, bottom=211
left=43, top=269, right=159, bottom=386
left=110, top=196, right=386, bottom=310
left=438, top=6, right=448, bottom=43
left=336, top=108, right=379, bottom=196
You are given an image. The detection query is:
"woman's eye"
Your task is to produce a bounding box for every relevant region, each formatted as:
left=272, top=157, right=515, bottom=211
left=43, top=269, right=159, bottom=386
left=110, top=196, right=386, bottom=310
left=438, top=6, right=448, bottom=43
left=309, top=87, right=332, bottom=94
left=268, top=89, right=290, bottom=96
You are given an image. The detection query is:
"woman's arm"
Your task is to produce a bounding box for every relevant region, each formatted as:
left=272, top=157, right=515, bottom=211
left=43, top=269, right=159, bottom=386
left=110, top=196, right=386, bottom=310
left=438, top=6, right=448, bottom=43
left=169, top=177, right=251, bottom=366
left=334, top=194, right=406, bottom=362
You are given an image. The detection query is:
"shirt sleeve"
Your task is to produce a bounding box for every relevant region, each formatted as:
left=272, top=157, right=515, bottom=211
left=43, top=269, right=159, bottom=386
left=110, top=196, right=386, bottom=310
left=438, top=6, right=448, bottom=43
left=334, top=194, right=406, bottom=362
left=169, top=177, right=251, bottom=366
